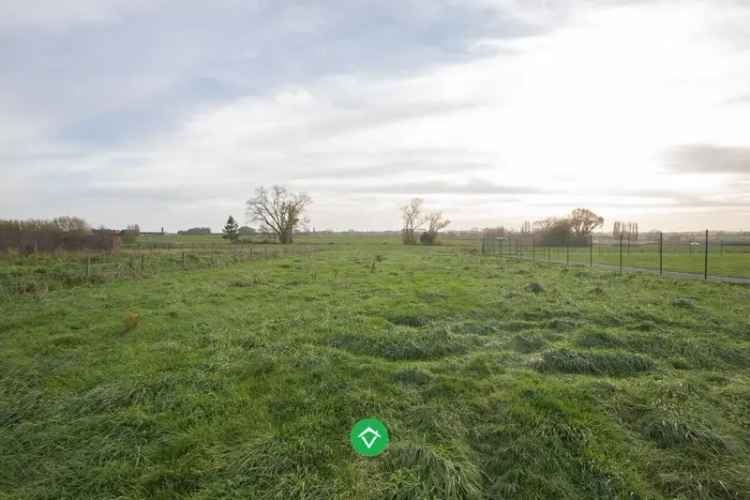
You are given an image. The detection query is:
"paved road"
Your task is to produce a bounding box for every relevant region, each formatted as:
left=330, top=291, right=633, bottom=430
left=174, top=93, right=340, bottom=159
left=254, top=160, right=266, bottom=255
left=495, top=254, right=750, bottom=286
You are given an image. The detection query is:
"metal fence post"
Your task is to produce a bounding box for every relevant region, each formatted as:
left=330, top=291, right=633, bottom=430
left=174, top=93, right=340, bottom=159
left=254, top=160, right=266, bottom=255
left=704, top=229, right=709, bottom=280
left=589, top=235, right=593, bottom=268
left=659, top=231, right=663, bottom=277
left=566, top=237, right=569, bottom=267
left=619, top=234, right=623, bottom=274
left=532, top=237, right=535, bottom=262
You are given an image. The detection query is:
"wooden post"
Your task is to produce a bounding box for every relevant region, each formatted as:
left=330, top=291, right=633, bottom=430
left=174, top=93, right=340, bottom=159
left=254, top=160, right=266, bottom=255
left=86, top=256, right=91, bottom=278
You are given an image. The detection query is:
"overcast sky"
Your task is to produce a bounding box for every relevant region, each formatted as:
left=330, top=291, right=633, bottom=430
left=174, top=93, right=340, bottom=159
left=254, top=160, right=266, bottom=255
left=2, top=0, right=749, bottom=232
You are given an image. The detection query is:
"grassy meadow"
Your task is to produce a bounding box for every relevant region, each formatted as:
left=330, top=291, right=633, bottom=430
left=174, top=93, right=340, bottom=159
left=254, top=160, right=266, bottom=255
left=2, top=235, right=750, bottom=499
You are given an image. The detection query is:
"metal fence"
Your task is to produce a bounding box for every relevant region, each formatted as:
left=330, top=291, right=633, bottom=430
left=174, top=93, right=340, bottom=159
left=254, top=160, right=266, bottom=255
left=480, top=231, right=750, bottom=283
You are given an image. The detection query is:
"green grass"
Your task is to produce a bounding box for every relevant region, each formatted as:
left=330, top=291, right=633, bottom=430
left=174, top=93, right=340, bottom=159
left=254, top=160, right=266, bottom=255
left=1, top=238, right=749, bottom=499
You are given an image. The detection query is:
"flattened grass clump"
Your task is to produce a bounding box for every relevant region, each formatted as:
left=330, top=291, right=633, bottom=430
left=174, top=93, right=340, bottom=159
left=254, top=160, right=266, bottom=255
left=391, top=367, right=433, bottom=386
left=672, top=297, right=696, bottom=309
left=386, top=313, right=429, bottom=327
left=383, top=442, right=483, bottom=500
left=575, top=331, right=622, bottom=349
left=546, top=317, right=580, bottom=331
left=448, top=320, right=499, bottom=336
left=640, top=413, right=727, bottom=452
left=534, top=348, right=655, bottom=376
left=526, top=282, right=545, bottom=294
left=329, top=327, right=470, bottom=361
left=214, top=436, right=335, bottom=498
left=511, top=333, right=547, bottom=353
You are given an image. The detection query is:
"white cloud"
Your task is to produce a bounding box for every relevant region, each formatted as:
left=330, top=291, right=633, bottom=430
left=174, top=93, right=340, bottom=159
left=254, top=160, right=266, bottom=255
left=2, top=0, right=749, bottom=231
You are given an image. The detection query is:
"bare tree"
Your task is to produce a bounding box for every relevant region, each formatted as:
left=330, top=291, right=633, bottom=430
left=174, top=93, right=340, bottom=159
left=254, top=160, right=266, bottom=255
left=53, top=216, right=90, bottom=234
left=569, top=208, right=604, bottom=238
left=420, top=211, right=451, bottom=245
left=401, top=198, right=425, bottom=245
left=613, top=221, right=623, bottom=239
left=246, top=186, right=312, bottom=244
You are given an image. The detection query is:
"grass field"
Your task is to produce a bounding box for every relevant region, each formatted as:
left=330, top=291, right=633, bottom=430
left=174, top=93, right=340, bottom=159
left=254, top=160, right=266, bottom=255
left=2, top=236, right=750, bottom=499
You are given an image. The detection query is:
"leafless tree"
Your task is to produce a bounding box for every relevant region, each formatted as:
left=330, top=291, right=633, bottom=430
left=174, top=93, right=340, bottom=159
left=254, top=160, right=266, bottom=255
left=53, top=216, right=90, bottom=233
left=569, top=208, right=604, bottom=238
left=246, top=185, right=312, bottom=244
left=401, top=197, right=425, bottom=245
left=420, top=211, right=451, bottom=245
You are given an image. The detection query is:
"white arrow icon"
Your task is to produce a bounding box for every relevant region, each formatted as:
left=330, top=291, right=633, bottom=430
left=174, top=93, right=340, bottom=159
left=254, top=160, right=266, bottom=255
left=357, top=427, right=381, bottom=449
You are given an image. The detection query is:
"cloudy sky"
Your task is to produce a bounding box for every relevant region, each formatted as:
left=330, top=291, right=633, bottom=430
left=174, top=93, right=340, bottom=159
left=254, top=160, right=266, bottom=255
left=2, top=0, right=749, bottom=232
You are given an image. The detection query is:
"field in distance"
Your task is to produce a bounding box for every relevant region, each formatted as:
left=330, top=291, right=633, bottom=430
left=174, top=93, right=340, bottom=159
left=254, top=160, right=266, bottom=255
left=1, top=235, right=749, bottom=499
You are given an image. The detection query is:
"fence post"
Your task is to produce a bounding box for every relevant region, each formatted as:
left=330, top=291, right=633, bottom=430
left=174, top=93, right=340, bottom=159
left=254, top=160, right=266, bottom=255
left=86, top=256, right=91, bottom=278
left=619, top=234, right=623, bottom=274
left=565, top=237, right=569, bottom=267
left=704, top=229, right=709, bottom=280
left=589, top=235, right=593, bottom=268
left=659, top=231, right=663, bottom=277
left=531, top=237, right=535, bottom=262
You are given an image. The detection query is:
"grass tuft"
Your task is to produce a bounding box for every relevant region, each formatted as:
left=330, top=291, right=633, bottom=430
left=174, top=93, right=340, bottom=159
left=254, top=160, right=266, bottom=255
left=383, top=442, right=484, bottom=500
left=526, top=282, right=545, bottom=293
left=123, top=311, right=140, bottom=333
left=534, top=348, right=655, bottom=376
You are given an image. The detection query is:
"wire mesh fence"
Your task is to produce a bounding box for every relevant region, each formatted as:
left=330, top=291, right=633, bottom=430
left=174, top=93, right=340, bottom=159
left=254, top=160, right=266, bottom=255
left=0, top=244, right=321, bottom=298
left=481, top=231, right=750, bottom=283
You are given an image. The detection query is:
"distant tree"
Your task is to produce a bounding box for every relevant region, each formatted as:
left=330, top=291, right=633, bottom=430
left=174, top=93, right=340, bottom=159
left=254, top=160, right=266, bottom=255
left=629, top=222, right=639, bottom=241
left=613, top=221, right=623, bottom=239
left=420, top=211, right=451, bottom=245
left=482, top=226, right=511, bottom=238
left=52, top=216, right=90, bottom=234
left=238, top=226, right=256, bottom=235
left=401, top=198, right=426, bottom=245
left=178, top=227, right=211, bottom=235
left=521, top=221, right=532, bottom=234
left=534, top=217, right=574, bottom=246
left=246, top=185, right=311, bottom=244
left=120, top=224, right=140, bottom=244
left=569, top=208, right=604, bottom=238
left=222, top=216, right=240, bottom=242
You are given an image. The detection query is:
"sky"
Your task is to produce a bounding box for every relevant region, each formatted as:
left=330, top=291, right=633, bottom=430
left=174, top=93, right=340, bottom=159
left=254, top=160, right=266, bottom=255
left=2, top=0, right=749, bottom=232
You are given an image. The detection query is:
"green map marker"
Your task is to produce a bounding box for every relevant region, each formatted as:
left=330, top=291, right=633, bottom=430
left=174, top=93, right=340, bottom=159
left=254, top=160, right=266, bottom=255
left=351, top=418, right=389, bottom=457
